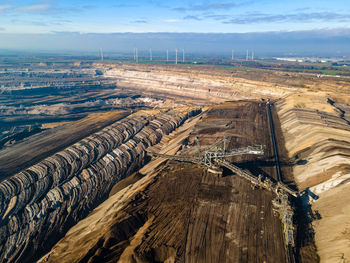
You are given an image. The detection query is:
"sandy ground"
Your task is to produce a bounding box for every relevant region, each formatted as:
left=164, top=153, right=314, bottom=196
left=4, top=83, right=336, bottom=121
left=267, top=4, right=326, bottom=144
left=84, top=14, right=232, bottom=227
left=3, top=62, right=350, bottom=262
left=38, top=106, right=203, bottom=263
left=39, top=101, right=289, bottom=263
left=312, top=183, right=350, bottom=263
left=41, top=121, right=73, bottom=129
left=98, top=63, right=350, bottom=106
left=276, top=93, right=350, bottom=262
left=276, top=94, right=350, bottom=190
left=0, top=110, right=128, bottom=178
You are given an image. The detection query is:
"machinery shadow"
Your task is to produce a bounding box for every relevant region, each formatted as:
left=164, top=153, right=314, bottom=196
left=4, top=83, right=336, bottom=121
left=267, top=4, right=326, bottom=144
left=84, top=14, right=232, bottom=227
left=294, top=188, right=321, bottom=263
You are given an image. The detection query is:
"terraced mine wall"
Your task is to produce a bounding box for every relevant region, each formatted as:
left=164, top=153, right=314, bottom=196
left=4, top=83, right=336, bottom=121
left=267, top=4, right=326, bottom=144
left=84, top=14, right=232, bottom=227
left=276, top=95, right=350, bottom=191
left=102, top=66, right=295, bottom=103
left=276, top=94, right=350, bottom=262
left=0, top=108, right=200, bottom=263
left=35, top=101, right=290, bottom=263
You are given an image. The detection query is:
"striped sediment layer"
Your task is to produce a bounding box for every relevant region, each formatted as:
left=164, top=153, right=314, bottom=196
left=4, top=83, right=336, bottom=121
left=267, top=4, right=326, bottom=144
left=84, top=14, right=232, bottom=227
left=276, top=93, right=350, bottom=262
left=102, top=66, right=296, bottom=103
left=0, top=108, right=201, bottom=263
left=276, top=94, right=350, bottom=191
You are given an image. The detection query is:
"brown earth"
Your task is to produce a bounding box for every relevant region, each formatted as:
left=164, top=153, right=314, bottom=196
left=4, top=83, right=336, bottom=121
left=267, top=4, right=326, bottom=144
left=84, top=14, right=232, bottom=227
left=7, top=62, right=350, bottom=263
left=276, top=94, right=350, bottom=262
left=39, top=101, right=291, bottom=263
left=98, top=63, right=350, bottom=105
left=0, top=110, right=129, bottom=178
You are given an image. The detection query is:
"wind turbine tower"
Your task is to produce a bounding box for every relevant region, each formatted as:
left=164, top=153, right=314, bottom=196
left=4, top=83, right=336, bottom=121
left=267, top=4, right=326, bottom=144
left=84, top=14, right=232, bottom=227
left=150, top=48, right=152, bottom=61
left=175, top=49, right=178, bottom=64
left=246, top=49, right=249, bottom=61
left=166, top=49, right=169, bottom=62
left=136, top=48, right=138, bottom=63
left=232, top=50, right=234, bottom=60
left=100, top=48, right=104, bottom=61
left=251, top=50, right=254, bottom=60
left=182, top=49, right=185, bottom=63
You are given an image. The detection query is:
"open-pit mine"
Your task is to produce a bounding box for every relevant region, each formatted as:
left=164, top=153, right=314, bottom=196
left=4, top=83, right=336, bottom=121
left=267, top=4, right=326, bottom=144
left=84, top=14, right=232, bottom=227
left=1, top=61, right=350, bottom=263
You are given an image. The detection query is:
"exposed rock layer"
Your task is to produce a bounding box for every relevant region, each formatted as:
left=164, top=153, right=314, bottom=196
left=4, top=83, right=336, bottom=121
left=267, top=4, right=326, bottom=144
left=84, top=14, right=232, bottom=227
left=276, top=94, right=350, bottom=262
left=102, top=65, right=297, bottom=103
left=0, top=108, right=200, bottom=262
left=276, top=94, right=350, bottom=191
left=38, top=101, right=288, bottom=263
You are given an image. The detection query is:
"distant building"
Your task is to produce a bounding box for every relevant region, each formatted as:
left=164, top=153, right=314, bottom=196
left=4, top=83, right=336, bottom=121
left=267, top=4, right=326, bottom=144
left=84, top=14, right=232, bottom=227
left=275, top=57, right=333, bottom=63
left=275, top=57, right=302, bottom=62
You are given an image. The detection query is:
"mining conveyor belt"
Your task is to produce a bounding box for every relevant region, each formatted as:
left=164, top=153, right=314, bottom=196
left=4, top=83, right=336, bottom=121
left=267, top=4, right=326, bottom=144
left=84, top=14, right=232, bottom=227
left=267, top=102, right=282, bottom=182
left=266, top=102, right=297, bottom=263
left=147, top=121, right=297, bottom=262
left=147, top=151, right=297, bottom=197
left=214, top=158, right=260, bottom=185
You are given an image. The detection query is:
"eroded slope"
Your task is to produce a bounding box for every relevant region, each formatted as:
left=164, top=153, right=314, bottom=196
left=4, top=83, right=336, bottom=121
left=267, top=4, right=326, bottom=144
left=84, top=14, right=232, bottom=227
left=39, top=101, right=288, bottom=263
left=0, top=107, right=199, bottom=262
left=276, top=94, right=350, bottom=262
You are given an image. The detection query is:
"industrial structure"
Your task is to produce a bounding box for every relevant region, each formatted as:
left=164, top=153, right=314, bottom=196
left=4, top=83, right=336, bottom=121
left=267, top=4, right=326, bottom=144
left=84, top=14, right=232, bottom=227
left=147, top=123, right=297, bottom=259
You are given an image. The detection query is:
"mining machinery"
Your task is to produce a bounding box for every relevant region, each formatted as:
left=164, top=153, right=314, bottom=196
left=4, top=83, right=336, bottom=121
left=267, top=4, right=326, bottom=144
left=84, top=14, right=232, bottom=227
left=147, top=136, right=298, bottom=249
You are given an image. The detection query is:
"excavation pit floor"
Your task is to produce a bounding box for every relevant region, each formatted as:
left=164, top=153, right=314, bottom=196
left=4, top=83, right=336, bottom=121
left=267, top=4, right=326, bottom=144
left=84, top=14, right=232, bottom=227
left=39, top=101, right=290, bottom=263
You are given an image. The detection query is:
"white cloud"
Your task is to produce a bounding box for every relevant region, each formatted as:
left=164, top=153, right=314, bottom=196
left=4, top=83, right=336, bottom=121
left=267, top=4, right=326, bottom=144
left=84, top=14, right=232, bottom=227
left=0, top=5, right=11, bottom=12
left=164, top=19, right=179, bottom=23
left=16, top=4, right=51, bottom=13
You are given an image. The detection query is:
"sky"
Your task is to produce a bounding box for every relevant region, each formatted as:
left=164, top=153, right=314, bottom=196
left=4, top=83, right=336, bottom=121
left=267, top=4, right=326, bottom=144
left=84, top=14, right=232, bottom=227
left=0, top=0, right=349, bottom=54
left=0, top=0, right=349, bottom=34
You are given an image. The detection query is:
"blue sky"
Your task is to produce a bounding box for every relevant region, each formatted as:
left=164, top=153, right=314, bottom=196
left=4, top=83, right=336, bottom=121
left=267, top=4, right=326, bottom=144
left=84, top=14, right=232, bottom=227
left=0, top=0, right=349, bottom=34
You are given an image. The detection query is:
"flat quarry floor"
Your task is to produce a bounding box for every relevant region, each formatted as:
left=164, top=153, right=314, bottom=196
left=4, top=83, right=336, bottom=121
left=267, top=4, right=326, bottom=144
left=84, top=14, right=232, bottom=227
left=40, top=101, right=288, bottom=263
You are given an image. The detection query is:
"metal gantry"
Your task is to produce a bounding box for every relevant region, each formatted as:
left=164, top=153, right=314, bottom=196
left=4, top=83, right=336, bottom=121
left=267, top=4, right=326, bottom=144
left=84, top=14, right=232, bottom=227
left=147, top=136, right=297, bottom=250
left=203, top=145, right=264, bottom=167
left=195, top=136, right=264, bottom=167
left=272, top=193, right=295, bottom=247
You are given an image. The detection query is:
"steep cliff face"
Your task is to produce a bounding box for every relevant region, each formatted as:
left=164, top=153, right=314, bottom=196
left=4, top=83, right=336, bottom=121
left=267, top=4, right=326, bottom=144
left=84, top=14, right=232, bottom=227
left=102, top=66, right=295, bottom=103
left=276, top=94, right=350, bottom=191
left=276, top=94, right=350, bottom=262
left=0, top=108, right=200, bottom=262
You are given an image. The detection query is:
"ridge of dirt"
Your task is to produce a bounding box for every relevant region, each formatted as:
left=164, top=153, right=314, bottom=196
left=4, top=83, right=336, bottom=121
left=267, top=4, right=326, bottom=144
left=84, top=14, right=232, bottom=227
left=39, top=101, right=290, bottom=263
